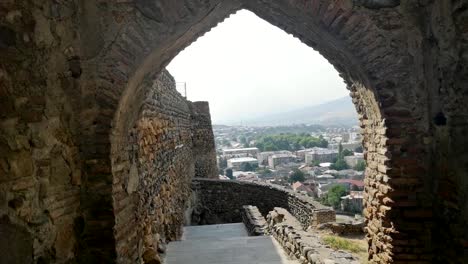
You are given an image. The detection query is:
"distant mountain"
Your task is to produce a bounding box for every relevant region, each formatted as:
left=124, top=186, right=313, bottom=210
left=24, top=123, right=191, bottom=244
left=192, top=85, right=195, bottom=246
left=242, top=96, right=358, bottom=126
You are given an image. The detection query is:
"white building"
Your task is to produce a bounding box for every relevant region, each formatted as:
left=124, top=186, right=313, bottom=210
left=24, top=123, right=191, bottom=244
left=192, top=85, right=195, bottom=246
left=227, top=157, right=259, bottom=170
left=222, top=147, right=259, bottom=159
left=328, top=142, right=362, bottom=151
left=344, top=153, right=364, bottom=167
left=258, top=150, right=292, bottom=165
left=305, top=147, right=339, bottom=164
left=268, top=154, right=296, bottom=169
left=233, top=171, right=259, bottom=181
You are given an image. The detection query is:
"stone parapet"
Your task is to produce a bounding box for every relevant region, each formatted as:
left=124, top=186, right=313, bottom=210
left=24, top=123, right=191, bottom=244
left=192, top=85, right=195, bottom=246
left=266, top=207, right=359, bottom=264
left=241, top=205, right=267, bottom=236
left=190, top=179, right=335, bottom=229
left=317, top=221, right=365, bottom=236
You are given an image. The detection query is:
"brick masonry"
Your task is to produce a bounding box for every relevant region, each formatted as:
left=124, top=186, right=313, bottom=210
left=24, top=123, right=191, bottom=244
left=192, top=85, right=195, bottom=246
left=111, top=70, right=217, bottom=263
left=0, top=0, right=467, bottom=263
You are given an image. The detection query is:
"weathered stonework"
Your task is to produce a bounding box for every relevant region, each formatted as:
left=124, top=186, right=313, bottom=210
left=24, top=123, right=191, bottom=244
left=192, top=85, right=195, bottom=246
left=111, top=70, right=216, bottom=263
left=190, top=178, right=335, bottom=228
left=266, top=207, right=360, bottom=264
left=1, top=0, right=468, bottom=263
left=317, top=221, right=366, bottom=236
left=190, top=102, right=218, bottom=179
left=241, top=205, right=267, bottom=236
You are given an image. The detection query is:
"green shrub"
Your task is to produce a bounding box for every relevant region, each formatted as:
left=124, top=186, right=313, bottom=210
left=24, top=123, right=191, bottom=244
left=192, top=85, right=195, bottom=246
left=322, top=236, right=366, bottom=253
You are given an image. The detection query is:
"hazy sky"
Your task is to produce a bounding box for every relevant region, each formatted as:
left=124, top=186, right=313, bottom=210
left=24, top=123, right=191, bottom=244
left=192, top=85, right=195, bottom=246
left=167, top=10, right=347, bottom=124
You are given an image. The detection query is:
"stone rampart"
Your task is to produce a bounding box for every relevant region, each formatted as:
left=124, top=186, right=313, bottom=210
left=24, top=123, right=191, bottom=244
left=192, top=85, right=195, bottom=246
left=266, top=207, right=359, bottom=264
left=190, top=179, right=335, bottom=229
left=189, top=102, right=218, bottom=179
left=241, top=205, right=267, bottom=236
left=111, top=70, right=217, bottom=263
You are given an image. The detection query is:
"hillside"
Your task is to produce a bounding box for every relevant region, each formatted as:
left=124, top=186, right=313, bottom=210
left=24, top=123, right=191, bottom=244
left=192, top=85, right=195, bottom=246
left=242, top=96, right=358, bottom=126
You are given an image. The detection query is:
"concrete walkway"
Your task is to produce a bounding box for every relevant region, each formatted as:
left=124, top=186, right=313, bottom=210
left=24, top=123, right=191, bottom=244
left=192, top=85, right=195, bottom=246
left=164, top=223, right=299, bottom=264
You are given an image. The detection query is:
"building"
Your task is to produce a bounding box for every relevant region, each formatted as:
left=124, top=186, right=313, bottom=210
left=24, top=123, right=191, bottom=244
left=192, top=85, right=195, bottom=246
left=336, top=179, right=365, bottom=191
left=233, top=171, right=259, bottom=181
left=227, top=157, right=259, bottom=170
left=335, top=169, right=364, bottom=179
left=340, top=191, right=364, bottom=213
left=316, top=174, right=335, bottom=183
left=305, top=147, right=339, bottom=164
left=328, top=142, right=362, bottom=152
left=344, top=153, right=364, bottom=167
left=296, top=149, right=313, bottom=161
left=258, top=150, right=292, bottom=165
left=349, top=132, right=362, bottom=142
left=292, top=181, right=318, bottom=197
left=222, top=147, right=259, bottom=159
left=219, top=175, right=230, bottom=180
left=268, top=154, right=296, bottom=169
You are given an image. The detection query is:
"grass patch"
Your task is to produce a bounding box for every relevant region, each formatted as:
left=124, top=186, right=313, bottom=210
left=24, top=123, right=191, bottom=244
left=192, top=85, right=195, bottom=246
left=322, top=235, right=366, bottom=253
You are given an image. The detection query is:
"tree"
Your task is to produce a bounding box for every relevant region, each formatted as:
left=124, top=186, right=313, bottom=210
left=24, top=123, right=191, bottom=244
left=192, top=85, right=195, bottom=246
left=240, top=162, right=256, bottom=172
left=331, top=142, right=350, bottom=170
left=288, top=169, right=305, bottom=183
left=219, top=158, right=227, bottom=169
left=239, top=136, right=247, bottom=145
left=255, top=133, right=329, bottom=152
left=222, top=139, right=230, bottom=146
left=322, top=184, right=347, bottom=209
left=256, top=168, right=273, bottom=178
left=330, top=159, right=349, bottom=171
left=219, top=169, right=224, bottom=175
left=338, top=142, right=343, bottom=156
left=354, top=145, right=363, bottom=153
left=341, top=149, right=353, bottom=158
left=225, top=168, right=233, bottom=179
left=311, top=160, right=321, bottom=167
left=354, top=160, right=366, bottom=171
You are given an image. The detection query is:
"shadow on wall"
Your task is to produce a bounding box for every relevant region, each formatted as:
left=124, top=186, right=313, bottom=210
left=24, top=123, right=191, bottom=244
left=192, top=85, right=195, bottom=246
left=0, top=216, right=33, bottom=264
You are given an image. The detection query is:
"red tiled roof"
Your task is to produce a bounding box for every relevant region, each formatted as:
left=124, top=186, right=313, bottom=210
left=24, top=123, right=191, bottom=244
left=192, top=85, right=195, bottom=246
left=336, top=179, right=364, bottom=187
left=292, top=181, right=303, bottom=190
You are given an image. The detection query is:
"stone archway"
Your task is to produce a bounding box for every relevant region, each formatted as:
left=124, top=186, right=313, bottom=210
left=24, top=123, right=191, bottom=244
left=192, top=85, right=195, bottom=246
left=1, top=0, right=467, bottom=263
left=102, top=1, right=426, bottom=263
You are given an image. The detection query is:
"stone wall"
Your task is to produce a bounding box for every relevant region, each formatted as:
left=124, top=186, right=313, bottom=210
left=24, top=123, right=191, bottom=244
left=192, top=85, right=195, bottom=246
left=189, top=102, right=218, bottom=179
left=1, top=1, right=468, bottom=263
left=266, top=207, right=360, bottom=264
left=111, top=70, right=217, bottom=263
left=0, top=2, right=83, bottom=261
left=241, top=205, right=267, bottom=236
left=317, top=222, right=365, bottom=236
left=190, top=179, right=335, bottom=229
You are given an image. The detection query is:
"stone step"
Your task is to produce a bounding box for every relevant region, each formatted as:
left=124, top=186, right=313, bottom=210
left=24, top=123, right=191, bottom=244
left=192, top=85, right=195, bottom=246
left=164, top=223, right=300, bottom=264
left=181, top=223, right=248, bottom=240
left=166, top=236, right=279, bottom=251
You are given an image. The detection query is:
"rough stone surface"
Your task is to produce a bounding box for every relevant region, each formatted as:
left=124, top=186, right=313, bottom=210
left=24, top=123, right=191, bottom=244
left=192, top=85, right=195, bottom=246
left=266, top=207, right=360, bottom=264
left=111, top=70, right=216, bottom=263
left=317, top=221, right=365, bottom=236
left=190, top=179, right=335, bottom=228
left=1, top=0, right=467, bottom=263
left=241, top=205, right=267, bottom=236
left=190, top=102, right=218, bottom=179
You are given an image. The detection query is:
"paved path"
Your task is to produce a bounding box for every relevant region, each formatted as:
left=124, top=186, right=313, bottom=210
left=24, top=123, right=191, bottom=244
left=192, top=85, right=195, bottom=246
left=164, top=223, right=299, bottom=264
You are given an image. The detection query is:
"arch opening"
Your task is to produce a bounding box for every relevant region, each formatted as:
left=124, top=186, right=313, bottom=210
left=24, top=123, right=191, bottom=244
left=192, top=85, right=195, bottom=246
left=108, top=3, right=401, bottom=264
left=2, top=1, right=467, bottom=264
